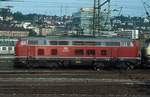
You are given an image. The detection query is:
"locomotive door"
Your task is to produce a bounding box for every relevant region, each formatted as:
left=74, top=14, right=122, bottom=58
left=27, top=45, right=34, bottom=58
left=27, top=45, right=31, bottom=58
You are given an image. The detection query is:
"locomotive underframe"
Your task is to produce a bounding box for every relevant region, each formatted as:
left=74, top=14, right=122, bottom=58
left=14, top=57, right=141, bottom=69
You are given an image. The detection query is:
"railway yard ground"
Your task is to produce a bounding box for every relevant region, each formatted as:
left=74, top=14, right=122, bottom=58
left=0, top=61, right=149, bottom=97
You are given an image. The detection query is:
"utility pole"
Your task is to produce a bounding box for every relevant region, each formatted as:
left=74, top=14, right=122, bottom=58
left=38, top=16, right=44, bottom=36
left=104, top=0, right=111, bottom=31
left=93, top=0, right=111, bottom=36
left=142, top=0, right=150, bottom=22
left=93, top=0, right=101, bottom=37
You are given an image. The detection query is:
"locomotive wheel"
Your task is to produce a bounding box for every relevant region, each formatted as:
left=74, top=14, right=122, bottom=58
left=25, top=62, right=33, bottom=69
left=116, top=61, right=127, bottom=70
left=94, top=63, right=105, bottom=71
left=128, top=65, right=134, bottom=70
left=63, top=61, right=70, bottom=68
left=48, top=62, right=59, bottom=69
left=126, top=62, right=134, bottom=70
left=118, top=61, right=134, bottom=70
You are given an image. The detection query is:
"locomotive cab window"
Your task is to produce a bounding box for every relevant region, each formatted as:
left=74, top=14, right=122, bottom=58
left=86, top=50, right=95, bottom=56
left=75, top=49, right=84, bottom=56
left=101, top=50, right=107, bottom=56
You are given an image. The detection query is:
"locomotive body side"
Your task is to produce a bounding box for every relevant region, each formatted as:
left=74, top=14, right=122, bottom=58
left=14, top=37, right=140, bottom=69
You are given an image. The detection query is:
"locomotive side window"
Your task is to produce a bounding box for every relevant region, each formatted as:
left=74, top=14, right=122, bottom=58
left=38, top=49, right=45, bottom=56
left=75, top=49, right=84, bottom=56
left=38, top=40, right=48, bottom=45
left=86, top=50, right=95, bottom=56
left=97, top=42, right=106, bottom=46
left=73, top=41, right=96, bottom=46
left=106, top=42, right=120, bottom=46
left=50, top=41, right=58, bottom=45
left=101, top=50, right=107, bottom=56
left=58, top=41, right=68, bottom=45
left=51, top=49, right=58, bottom=55
left=84, top=42, right=96, bottom=46
left=28, top=40, right=38, bottom=45
left=96, top=42, right=101, bottom=46
left=100, top=42, right=106, bottom=46
left=120, top=42, right=130, bottom=46
left=73, top=41, right=84, bottom=45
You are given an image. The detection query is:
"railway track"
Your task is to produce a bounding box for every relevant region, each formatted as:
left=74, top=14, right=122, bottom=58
left=0, top=69, right=148, bottom=96
left=0, top=61, right=14, bottom=70
left=0, top=70, right=149, bottom=80
left=0, top=77, right=149, bottom=96
left=0, top=62, right=149, bottom=96
left=0, top=95, right=149, bottom=97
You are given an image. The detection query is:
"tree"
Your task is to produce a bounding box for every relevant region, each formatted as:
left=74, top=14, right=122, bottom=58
left=13, top=12, right=24, bottom=21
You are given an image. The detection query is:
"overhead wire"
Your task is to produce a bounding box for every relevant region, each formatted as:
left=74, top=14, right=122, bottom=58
left=0, top=0, right=146, bottom=16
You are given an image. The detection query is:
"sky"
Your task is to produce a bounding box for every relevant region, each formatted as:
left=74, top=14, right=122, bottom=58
left=0, top=0, right=148, bottom=16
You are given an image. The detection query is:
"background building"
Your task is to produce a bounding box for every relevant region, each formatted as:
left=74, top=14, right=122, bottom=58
left=0, top=30, right=29, bottom=38
left=72, top=8, right=111, bottom=35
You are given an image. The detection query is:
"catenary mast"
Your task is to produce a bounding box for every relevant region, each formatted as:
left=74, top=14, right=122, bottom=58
left=93, top=0, right=111, bottom=36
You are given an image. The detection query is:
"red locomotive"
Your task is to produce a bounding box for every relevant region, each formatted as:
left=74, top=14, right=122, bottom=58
left=14, top=36, right=140, bottom=70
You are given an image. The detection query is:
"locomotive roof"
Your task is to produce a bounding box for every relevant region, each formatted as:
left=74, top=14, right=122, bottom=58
left=22, top=36, right=132, bottom=42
